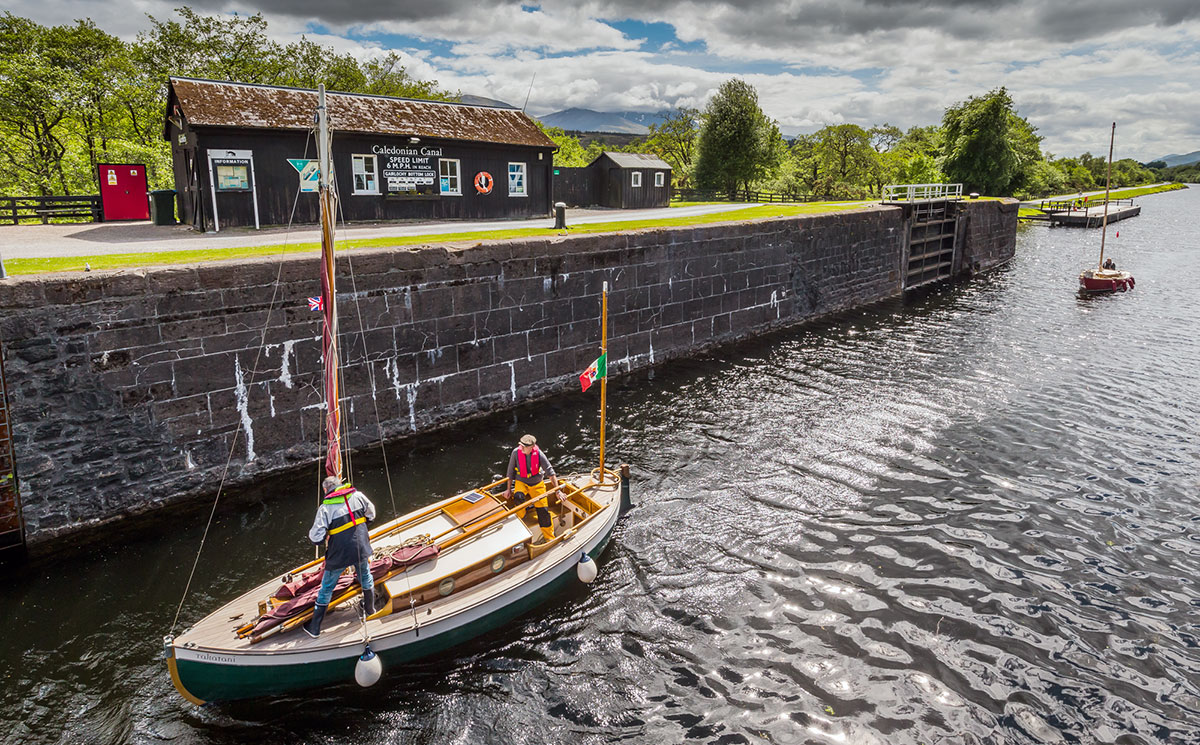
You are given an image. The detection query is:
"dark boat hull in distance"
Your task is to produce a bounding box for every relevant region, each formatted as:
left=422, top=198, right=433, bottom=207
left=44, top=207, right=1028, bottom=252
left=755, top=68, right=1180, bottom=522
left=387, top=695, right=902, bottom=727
left=1079, top=269, right=1135, bottom=293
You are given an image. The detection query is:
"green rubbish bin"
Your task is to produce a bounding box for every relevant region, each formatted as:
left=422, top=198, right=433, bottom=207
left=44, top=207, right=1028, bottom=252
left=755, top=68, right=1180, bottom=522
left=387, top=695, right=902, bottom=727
left=150, top=189, right=177, bottom=225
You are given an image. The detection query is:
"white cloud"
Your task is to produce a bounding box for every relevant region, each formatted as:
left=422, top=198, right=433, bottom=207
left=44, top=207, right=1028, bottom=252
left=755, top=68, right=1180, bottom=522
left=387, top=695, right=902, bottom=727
left=4, top=0, right=1199, bottom=160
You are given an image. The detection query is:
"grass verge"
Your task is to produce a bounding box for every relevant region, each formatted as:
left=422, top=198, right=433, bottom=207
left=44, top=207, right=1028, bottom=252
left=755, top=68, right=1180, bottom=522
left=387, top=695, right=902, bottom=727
left=5, top=201, right=870, bottom=276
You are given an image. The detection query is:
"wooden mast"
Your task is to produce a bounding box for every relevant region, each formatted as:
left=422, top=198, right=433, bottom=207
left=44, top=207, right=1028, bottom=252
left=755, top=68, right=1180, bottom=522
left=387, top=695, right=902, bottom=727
left=598, top=282, right=608, bottom=483
left=1098, top=122, right=1115, bottom=271
left=317, top=84, right=343, bottom=480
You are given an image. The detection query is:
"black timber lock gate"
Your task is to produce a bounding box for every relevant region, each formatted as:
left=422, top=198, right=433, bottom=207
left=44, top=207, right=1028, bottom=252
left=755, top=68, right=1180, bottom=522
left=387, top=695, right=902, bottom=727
left=0, top=339, right=24, bottom=558
left=899, top=199, right=965, bottom=290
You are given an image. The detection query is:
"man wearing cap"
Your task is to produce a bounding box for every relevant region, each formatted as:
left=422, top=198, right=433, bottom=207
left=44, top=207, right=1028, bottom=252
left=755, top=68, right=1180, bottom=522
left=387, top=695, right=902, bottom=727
left=304, top=476, right=377, bottom=638
left=503, top=434, right=560, bottom=544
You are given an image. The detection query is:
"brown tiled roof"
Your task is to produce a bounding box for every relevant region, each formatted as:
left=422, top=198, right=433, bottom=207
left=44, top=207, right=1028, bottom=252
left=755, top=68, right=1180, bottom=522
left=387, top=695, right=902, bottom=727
left=169, top=77, right=556, bottom=149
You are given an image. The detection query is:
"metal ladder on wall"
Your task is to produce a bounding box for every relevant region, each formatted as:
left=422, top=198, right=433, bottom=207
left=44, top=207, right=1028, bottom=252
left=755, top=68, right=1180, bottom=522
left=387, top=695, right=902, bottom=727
left=904, top=199, right=961, bottom=289
left=0, top=340, right=25, bottom=557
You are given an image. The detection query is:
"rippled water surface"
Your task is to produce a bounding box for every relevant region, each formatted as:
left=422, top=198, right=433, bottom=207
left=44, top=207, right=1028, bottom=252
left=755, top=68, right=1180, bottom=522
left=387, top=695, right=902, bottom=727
left=3, top=189, right=1199, bottom=744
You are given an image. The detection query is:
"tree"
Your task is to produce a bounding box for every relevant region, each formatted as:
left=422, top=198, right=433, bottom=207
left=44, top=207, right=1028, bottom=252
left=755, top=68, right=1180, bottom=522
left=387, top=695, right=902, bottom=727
left=941, top=87, right=1023, bottom=195
left=644, top=106, right=699, bottom=186
left=813, top=123, right=879, bottom=197
left=868, top=123, right=902, bottom=153
left=536, top=123, right=593, bottom=166
left=693, top=79, right=783, bottom=198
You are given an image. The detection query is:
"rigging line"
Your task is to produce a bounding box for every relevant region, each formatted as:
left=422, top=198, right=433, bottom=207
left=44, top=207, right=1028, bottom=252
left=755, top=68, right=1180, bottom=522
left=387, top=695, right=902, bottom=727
left=171, top=130, right=315, bottom=634
left=335, top=188, right=398, bottom=517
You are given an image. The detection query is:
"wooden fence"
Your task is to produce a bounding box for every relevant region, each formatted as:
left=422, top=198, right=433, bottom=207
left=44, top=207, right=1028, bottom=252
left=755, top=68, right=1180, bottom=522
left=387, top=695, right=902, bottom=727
left=0, top=195, right=102, bottom=225
left=671, top=188, right=849, bottom=204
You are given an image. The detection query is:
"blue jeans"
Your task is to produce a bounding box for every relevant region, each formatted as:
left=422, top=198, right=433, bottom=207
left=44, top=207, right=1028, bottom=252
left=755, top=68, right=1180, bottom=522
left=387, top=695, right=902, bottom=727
left=315, top=559, right=374, bottom=606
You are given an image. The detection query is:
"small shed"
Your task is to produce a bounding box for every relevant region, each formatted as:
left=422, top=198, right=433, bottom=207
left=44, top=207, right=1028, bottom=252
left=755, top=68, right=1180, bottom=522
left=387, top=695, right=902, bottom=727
left=163, top=77, right=558, bottom=231
left=551, top=152, right=672, bottom=209
left=591, top=152, right=672, bottom=209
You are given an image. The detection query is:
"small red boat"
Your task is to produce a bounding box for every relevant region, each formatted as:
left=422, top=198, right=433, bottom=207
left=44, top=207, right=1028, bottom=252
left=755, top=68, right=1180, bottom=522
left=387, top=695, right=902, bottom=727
left=1078, top=122, right=1135, bottom=294
left=1079, top=268, right=1135, bottom=292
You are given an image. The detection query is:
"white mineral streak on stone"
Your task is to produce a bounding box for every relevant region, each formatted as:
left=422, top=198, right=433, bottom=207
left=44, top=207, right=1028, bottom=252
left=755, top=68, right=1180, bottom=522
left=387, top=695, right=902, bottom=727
left=406, top=383, right=417, bottom=431
left=650, top=338, right=655, bottom=365
left=269, top=389, right=276, bottom=417
left=234, top=356, right=256, bottom=462
left=278, top=339, right=295, bottom=389
left=509, top=361, right=517, bottom=402
left=543, top=277, right=552, bottom=293
left=185, top=451, right=196, bottom=470
left=387, top=356, right=403, bottom=401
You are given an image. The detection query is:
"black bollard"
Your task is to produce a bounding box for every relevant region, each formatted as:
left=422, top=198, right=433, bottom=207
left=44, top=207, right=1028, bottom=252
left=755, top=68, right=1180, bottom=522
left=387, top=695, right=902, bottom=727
left=553, top=202, right=567, bottom=230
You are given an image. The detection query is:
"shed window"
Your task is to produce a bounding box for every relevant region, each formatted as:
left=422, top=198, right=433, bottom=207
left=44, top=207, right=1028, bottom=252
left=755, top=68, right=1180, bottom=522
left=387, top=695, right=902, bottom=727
left=631, top=171, right=642, bottom=188
left=439, top=159, right=461, bottom=195
left=655, top=171, right=665, bottom=187
left=508, top=162, right=527, bottom=197
left=352, top=154, right=378, bottom=195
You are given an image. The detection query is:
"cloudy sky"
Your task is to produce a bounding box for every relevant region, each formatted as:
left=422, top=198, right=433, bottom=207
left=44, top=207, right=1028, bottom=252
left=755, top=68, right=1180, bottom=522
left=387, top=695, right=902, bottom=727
left=15, top=0, right=1200, bottom=161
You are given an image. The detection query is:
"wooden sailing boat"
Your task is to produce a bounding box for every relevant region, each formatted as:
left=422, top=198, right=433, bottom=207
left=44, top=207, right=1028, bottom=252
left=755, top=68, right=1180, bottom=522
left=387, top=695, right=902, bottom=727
left=164, top=85, right=629, bottom=704
left=1079, top=122, right=1135, bottom=293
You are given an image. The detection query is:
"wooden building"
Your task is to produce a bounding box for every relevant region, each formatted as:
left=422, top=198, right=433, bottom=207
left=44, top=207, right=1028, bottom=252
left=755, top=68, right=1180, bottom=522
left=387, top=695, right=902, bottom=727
left=164, top=78, right=558, bottom=231
left=551, top=151, right=672, bottom=209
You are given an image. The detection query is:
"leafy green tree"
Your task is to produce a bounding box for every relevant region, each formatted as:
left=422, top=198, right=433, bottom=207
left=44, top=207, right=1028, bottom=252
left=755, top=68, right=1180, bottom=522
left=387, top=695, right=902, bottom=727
left=941, top=87, right=1024, bottom=195
left=868, top=123, right=902, bottom=152
left=536, top=123, right=592, bottom=166
left=813, top=123, right=879, bottom=197
left=644, top=107, right=699, bottom=186
left=694, top=79, right=783, bottom=198
left=0, top=13, right=80, bottom=194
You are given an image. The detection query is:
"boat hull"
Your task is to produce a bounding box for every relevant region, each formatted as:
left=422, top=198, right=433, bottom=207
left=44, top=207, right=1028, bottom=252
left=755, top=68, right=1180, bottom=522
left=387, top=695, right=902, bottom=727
left=169, top=500, right=620, bottom=703
left=1079, top=270, right=1134, bottom=293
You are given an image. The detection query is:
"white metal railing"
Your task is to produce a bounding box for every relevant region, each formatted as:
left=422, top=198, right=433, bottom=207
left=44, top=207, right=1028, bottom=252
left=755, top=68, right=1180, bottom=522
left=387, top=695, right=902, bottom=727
left=883, top=183, right=964, bottom=202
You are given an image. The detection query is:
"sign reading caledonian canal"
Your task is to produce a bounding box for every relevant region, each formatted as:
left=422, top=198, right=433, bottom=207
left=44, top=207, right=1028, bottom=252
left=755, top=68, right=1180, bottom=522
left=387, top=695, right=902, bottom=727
left=375, top=144, right=442, bottom=195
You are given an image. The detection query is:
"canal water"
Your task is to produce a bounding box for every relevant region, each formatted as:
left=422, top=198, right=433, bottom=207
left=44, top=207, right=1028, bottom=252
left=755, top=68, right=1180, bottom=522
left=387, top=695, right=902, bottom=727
left=2, top=188, right=1198, bottom=744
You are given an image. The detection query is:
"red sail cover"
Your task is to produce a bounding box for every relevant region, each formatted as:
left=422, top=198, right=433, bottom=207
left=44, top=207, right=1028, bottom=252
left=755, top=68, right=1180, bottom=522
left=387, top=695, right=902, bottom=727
left=249, top=544, right=440, bottom=636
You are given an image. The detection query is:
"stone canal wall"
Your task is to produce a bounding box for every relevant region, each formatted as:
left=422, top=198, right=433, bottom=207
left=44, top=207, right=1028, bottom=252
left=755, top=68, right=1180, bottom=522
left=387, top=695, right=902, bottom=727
left=0, top=200, right=1016, bottom=546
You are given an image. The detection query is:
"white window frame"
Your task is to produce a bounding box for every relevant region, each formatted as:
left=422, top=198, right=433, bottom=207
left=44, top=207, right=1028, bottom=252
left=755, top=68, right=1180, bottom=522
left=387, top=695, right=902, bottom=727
left=439, top=158, right=461, bottom=196
left=508, top=162, right=527, bottom=197
left=654, top=171, right=665, bottom=187
left=351, top=154, right=378, bottom=195
left=631, top=171, right=642, bottom=188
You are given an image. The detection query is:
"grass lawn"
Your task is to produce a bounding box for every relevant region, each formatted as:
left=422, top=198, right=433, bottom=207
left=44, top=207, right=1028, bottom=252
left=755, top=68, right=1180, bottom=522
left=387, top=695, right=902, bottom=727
left=5, top=200, right=872, bottom=275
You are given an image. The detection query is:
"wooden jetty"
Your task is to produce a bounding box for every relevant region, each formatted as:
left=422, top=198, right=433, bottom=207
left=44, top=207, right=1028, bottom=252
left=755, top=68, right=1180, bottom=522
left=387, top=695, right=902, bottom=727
left=1039, top=197, right=1140, bottom=227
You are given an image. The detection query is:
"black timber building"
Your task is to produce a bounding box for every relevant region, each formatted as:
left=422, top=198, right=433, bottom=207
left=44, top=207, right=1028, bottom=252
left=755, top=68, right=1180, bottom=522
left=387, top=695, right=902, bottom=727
left=553, top=151, right=672, bottom=209
left=164, top=77, right=558, bottom=231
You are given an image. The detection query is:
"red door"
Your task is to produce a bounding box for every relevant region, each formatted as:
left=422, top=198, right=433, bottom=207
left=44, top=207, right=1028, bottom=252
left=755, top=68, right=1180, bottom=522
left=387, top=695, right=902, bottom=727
left=97, top=163, right=149, bottom=221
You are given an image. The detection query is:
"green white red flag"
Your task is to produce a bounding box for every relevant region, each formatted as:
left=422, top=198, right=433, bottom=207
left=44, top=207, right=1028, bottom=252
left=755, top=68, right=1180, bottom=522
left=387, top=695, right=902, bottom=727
left=580, top=353, right=607, bottom=392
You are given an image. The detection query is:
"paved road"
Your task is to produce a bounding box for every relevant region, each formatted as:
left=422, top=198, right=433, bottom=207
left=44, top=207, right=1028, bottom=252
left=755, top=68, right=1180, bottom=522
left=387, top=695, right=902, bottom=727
left=0, top=203, right=761, bottom=260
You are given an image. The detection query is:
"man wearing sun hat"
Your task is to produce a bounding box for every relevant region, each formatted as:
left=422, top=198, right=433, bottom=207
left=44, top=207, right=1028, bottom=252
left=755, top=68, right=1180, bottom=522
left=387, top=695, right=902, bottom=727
left=503, top=433, right=560, bottom=543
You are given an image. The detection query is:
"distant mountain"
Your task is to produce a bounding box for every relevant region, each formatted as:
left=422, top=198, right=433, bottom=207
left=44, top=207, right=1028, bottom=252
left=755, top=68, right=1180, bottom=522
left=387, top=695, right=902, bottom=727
left=459, top=94, right=516, bottom=109
left=1151, top=150, right=1200, bottom=167
left=538, top=108, right=650, bottom=134
left=536, top=108, right=673, bottom=135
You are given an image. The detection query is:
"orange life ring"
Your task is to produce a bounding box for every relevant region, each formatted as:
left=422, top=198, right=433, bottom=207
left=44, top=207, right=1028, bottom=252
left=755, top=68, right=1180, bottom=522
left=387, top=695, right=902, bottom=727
left=474, top=171, right=493, bottom=194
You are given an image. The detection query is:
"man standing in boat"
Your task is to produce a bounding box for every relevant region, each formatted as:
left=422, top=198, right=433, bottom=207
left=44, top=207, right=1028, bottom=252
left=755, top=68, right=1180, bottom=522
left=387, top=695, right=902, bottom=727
left=503, top=434, right=560, bottom=544
left=304, top=476, right=377, bottom=638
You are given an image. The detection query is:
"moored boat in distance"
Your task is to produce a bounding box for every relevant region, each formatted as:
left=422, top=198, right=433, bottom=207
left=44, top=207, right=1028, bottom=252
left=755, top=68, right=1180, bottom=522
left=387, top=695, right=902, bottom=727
left=1078, top=122, right=1135, bottom=294
left=1079, top=268, right=1135, bottom=293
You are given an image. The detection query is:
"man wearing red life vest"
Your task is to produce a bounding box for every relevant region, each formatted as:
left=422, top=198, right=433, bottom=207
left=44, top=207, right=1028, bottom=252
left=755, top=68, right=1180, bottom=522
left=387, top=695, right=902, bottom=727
left=503, top=434, right=560, bottom=543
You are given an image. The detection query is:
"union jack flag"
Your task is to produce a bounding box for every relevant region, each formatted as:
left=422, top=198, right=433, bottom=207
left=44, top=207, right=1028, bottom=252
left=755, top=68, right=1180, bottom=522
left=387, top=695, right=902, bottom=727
left=308, top=296, right=324, bottom=311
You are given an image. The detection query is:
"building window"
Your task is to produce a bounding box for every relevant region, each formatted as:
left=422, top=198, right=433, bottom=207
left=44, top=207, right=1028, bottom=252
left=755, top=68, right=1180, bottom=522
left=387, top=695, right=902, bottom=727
left=508, top=162, right=527, bottom=196
left=631, top=171, right=642, bottom=188
left=352, top=154, right=378, bottom=195
left=655, top=171, right=665, bottom=187
left=439, top=159, right=461, bottom=195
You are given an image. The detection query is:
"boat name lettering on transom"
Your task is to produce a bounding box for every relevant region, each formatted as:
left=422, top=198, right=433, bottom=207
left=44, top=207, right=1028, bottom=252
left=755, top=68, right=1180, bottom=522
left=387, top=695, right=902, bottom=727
left=193, top=653, right=237, bottom=664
